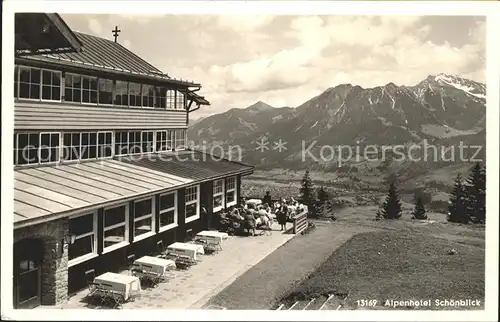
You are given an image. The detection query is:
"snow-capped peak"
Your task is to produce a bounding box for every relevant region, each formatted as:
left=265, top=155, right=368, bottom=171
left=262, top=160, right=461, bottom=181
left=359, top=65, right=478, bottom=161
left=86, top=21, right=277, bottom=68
left=433, top=73, right=485, bottom=100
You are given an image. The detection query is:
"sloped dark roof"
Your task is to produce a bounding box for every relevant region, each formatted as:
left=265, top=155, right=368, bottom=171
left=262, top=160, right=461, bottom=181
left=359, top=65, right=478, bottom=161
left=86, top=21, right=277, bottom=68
left=20, top=31, right=199, bottom=87
left=187, top=92, right=210, bottom=106
left=14, top=151, right=253, bottom=228
left=117, top=151, right=253, bottom=181
left=15, top=13, right=83, bottom=55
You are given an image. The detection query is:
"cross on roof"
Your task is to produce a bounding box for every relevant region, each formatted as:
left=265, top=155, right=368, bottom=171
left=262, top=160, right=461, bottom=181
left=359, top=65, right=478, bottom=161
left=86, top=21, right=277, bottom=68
left=112, top=26, right=121, bottom=43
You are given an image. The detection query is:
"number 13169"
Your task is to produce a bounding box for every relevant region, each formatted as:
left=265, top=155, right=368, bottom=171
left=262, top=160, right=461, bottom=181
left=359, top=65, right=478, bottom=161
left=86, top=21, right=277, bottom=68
left=356, top=299, right=378, bottom=307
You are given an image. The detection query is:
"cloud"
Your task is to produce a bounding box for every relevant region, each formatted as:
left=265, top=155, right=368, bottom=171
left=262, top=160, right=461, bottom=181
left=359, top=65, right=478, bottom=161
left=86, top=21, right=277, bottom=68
left=117, top=14, right=166, bottom=25
left=216, top=15, right=275, bottom=32
left=122, top=39, right=132, bottom=50
left=63, top=14, right=486, bottom=115
left=88, top=18, right=103, bottom=36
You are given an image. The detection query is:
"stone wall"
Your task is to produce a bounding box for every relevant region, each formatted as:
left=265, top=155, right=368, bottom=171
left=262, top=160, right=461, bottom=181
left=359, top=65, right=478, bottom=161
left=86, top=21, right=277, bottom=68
left=14, top=218, right=69, bottom=306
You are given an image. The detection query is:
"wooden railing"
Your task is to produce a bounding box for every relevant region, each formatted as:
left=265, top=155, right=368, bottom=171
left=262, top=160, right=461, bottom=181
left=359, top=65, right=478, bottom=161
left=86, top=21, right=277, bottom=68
left=292, top=206, right=308, bottom=235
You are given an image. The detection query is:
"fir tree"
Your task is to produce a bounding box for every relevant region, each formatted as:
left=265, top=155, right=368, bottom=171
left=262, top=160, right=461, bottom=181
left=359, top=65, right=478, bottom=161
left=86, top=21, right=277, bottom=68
left=300, top=170, right=315, bottom=208
left=447, top=173, right=469, bottom=224
left=379, top=180, right=402, bottom=219
left=317, top=186, right=329, bottom=205
left=465, top=163, right=486, bottom=224
left=411, top=196, right=428, bottom=220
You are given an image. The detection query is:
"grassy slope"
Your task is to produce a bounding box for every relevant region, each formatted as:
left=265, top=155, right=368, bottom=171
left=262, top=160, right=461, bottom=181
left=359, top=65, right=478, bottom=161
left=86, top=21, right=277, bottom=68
left=205, top=203, right=485, bottom=310
left=203, top=222, right=373, bottom=310
left=288, top=230, right=484, bottom=310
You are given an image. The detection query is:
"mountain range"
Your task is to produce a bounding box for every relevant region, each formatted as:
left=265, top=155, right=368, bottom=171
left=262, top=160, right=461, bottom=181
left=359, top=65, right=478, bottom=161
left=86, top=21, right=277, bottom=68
left=188, top=74, right=486, bottom=172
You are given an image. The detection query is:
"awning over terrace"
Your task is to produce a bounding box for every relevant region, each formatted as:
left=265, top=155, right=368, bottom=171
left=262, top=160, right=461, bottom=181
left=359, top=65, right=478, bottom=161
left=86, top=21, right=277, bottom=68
left=14, top=151, right=254, bottom=228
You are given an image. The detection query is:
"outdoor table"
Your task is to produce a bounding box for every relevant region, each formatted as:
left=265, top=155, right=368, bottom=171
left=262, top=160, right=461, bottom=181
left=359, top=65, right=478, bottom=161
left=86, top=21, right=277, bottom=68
left=246, top=199, right=262, bottom=206
left=134, top=256, right=175, bottom=275
left=94, top=272, right=141, bottom=301
left=167, top=242, right=205, bottom=261
left=198, top=230, right=229, bottom=240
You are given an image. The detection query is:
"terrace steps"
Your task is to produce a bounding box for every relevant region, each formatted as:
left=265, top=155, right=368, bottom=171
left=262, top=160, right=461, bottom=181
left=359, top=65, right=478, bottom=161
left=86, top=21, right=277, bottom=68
left=275, top=293, right=349, bottom=310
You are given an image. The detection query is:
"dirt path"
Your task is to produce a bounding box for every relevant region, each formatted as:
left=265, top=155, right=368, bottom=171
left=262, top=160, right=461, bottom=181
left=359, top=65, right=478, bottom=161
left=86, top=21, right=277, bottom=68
left=202, top=221, right=372, bottom=310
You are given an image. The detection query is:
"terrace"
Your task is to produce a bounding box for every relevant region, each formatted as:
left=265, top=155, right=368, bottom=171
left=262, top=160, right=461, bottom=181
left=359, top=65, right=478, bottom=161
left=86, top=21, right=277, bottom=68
left=58, top=222, right=294, bottom=309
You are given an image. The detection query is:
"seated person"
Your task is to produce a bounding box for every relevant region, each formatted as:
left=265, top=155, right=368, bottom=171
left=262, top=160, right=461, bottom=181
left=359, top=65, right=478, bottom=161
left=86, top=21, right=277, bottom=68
left=240, top=197, right=248, bottom=209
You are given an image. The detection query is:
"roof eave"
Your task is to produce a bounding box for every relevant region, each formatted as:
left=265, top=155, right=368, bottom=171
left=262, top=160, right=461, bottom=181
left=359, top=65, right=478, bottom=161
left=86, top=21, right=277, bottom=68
left=16, top=55, right=202, bottom=88
left=13, top=167, right=253, bottom=230
left=45, top=13, right=83, bottom=52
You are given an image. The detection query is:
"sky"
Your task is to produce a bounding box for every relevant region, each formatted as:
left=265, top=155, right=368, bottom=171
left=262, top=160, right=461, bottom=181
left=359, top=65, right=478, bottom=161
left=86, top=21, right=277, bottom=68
left=61, top=14, right=486, bottom=119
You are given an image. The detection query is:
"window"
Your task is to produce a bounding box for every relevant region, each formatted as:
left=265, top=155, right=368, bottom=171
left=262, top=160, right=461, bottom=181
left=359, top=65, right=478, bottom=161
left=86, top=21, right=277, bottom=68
left=154, top=87, right=166, bottom=108
left=115, top=131, right=129, bottom=156
left=19, top=66, right=41, bottom=99
left=68, top=212, right=97, bottom=265
left=213, top=179, right=225, bottom=212
left=103, top=204, right=128, bottom=250
left=142, top=84, right=155, bottom=108
left=14, top=132, right=60, bottom=165
left=98, top=78, right=114, bottom=105
left=134, top=198, right=154, bottom=239
left=129, top=82, right=142, bottom=107
left=64, top=73, right=82, bottom=103
left=14, top=66, right=19, bottom=98
left=141, top=131, right=154, bottom=153
left=185, top=185, right=200, bottom=223
left=41, top=70, right=61, bottom=101
left=63, top=133, right=81, bottom=161
left=176, top=91, right=185, bottom=109
left=82, top=76, right=98, bottom=104
left=128, top=131, right=142, bottom=154
left=155, top=130, right=172, bottom=152
left=98, top=132, right=113, bottom=158
left=114, top=80, right=128, bottom=106
left=81, top=132, right=97, bottom=160
left=159, top=192, right=177, bottom=231
left=61, top=131, right=111, bottom=161
left=166, top=90, right=175, bottom=109
left=225, top=177, right=237, bottom=207
left=174, top=129, right=186, bottom=150
left=39, top=132, right=60, bottom=163
left=15, top=133, right=40, bottom=165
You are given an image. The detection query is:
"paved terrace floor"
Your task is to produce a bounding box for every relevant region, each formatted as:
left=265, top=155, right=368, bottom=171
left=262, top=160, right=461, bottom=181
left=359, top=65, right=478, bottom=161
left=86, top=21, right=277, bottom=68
left=61, top=223, right=294, bottom=310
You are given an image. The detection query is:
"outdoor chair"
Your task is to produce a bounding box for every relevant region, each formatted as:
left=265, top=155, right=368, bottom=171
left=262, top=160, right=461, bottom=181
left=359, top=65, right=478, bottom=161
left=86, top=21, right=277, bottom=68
left=84, top=269, right=96, bottom=295
left=127, top=254, right=136, bottom=275
left=156, top=240, right=167, bottom=258
left=203, top=242, right=221, bottom=254
left=258, top=225, right=272, bottom=236
left=110, top=291, right=125, bottom=309
left=185, top=229, right=195, bottom=242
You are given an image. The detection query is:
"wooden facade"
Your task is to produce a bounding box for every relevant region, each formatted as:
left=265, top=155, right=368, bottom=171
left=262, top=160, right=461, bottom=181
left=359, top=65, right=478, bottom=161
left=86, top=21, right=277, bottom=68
left=12, top=14, right=253, bottom=308
left=14, top=101, right=188, bottom=130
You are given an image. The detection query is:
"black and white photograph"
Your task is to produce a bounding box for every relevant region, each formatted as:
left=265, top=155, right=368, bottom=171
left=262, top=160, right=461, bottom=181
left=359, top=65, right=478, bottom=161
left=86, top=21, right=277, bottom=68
left=1, top=1, right=498, bottom=321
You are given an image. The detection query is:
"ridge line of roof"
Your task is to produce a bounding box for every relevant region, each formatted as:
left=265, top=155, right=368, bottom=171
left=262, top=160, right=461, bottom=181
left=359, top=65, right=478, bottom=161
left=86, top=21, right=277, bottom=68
left=73, top=30, right=166, bottom=76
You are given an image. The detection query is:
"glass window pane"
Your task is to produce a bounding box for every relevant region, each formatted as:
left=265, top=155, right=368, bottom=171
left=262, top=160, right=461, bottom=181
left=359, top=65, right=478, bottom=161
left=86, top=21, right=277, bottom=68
left=213, top=195, right=223, bottom=209
left=104, top=205, right=126, bottom=227
left=134, top=217, right=152, bottom=236
left=69, top=235, right=93, bottom=260
left=104, top=226, right=126, bottom=248
left=69, top=213, right=94, bottom=235
left=134, top=199, right=152, bottom=218
left=160, top=209, right=175, bottom=227
left=186, top=203, right=198, bottom=219
left=42, top=70, right=52, bottom=85
left=160, top=194, right=175, bottom=211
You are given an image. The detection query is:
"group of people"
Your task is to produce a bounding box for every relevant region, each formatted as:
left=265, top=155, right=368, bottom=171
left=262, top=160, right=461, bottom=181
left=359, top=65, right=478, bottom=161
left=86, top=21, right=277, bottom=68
left=216, top=191, right=305, bottom=236
left=243, top=191, right=305, bottom=231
